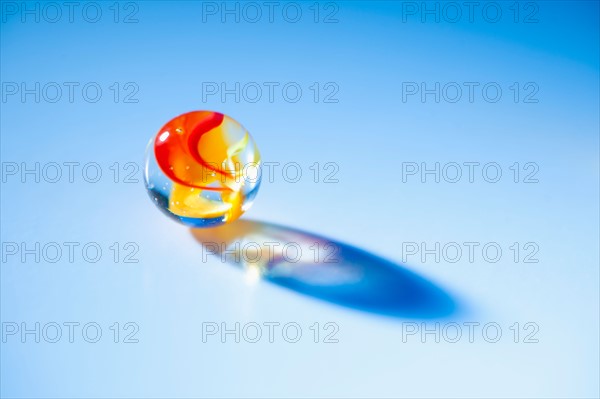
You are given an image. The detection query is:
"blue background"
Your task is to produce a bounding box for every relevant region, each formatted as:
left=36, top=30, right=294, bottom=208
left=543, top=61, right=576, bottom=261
left=1, top=1, right=599, bottom=397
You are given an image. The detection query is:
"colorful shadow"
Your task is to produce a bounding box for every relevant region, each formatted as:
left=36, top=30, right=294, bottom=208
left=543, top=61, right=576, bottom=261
left=191, top=220, right=459, bottom=319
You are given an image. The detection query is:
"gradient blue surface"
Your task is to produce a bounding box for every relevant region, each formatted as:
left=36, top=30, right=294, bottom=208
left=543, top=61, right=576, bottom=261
left=1, top=1, right=599, bottom=397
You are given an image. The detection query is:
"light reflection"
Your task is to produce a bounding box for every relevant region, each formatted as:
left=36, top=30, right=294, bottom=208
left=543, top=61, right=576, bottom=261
left=191, top=220, right=459, bottom=319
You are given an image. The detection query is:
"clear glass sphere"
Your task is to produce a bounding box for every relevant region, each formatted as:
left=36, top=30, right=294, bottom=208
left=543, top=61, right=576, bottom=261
left=144, top=111, right=261, bottom=228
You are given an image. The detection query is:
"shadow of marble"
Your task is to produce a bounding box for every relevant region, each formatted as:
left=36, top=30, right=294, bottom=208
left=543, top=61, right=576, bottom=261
left=191, top=220, right=458, bottom=319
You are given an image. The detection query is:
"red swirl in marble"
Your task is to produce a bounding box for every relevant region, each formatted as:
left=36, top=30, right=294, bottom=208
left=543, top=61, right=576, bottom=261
left=145, top=111, right=261, bottom=226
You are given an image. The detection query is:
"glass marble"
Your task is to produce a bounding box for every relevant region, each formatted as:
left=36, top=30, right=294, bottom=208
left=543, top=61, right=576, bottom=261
left=144, top=111, right=261, bottom=227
